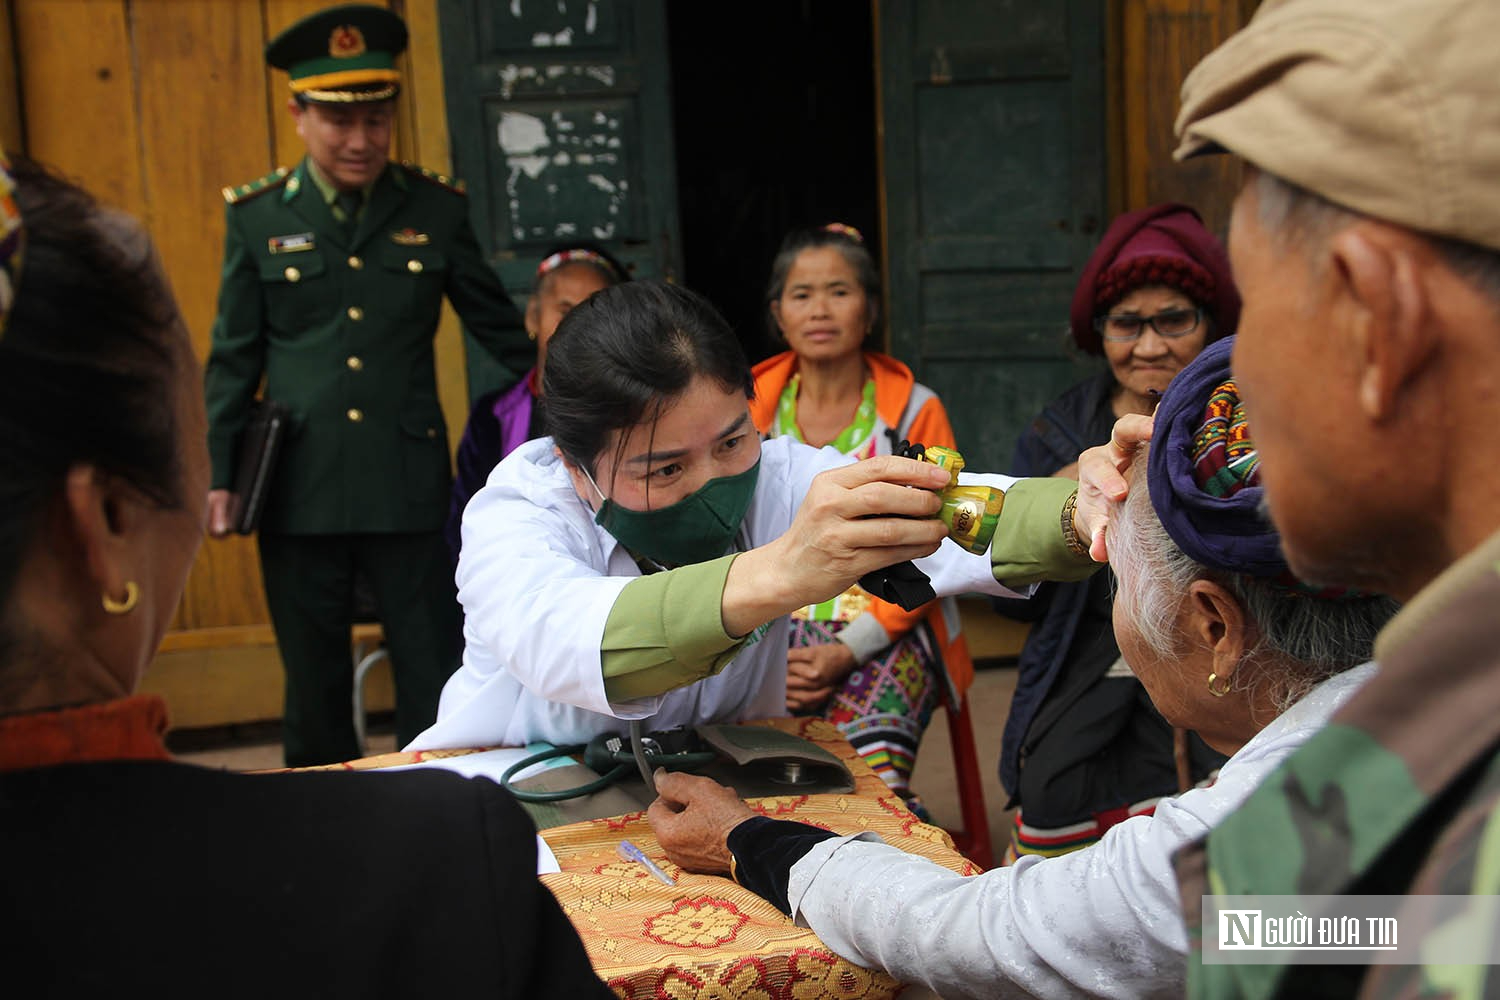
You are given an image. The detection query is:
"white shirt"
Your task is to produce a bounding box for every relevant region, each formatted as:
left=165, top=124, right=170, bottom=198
left=786, top=662, right=1380, bottom=1000
left=408, top=435, right=1022, bottom=750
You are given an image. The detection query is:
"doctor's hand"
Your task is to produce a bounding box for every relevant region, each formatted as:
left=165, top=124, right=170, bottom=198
left=720, top=456, right=949, bottom=639
left=647, top=769, right=756, bottom=875
left=1074, top=413, right=1153, bottom=562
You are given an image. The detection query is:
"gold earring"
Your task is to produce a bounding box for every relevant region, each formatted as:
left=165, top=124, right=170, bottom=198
left=102, top=581, right=140, bottom=615
left=1207, top=671, right=1231, bottom=698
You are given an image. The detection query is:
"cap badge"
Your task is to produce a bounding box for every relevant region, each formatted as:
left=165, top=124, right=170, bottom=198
left=329, top=25, right=366, bottom=59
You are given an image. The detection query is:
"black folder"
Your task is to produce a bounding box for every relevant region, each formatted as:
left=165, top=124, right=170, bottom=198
left=231, top=398, right=290, bottom=535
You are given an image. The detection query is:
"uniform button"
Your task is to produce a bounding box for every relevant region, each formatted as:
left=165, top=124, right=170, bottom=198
left=347, top=306, right=363, bottom=321
left=284, top=266, right=301, bottom=283
left=407, top=259, right=423, bottom=273
left=426, top=427, right=437, bottom=439
left=347, top=408, right=363, bottom=423
left=348, top=255, right=363, bottom=270
left=346, top=356, right=363, bottom=371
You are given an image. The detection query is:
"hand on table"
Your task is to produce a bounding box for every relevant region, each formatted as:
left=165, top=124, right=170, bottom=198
left=785, top=642, right=856, bottom=712
left=646, top=769, right=756, bottom=875
left=722, top=457, right=949, bottom=638
left=1074, top=413, right=1153, bottom=562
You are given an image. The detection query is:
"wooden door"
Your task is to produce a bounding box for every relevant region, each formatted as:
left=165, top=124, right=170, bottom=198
left=436, top=0, right=682, bottom=401
left=878, top=0, right=1108, bottom=472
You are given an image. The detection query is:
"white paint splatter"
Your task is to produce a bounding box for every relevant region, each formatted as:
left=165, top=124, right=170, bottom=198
left=586, top=1, right=597, bottom=34
left=557, top=222, right=578, bottom=235
left=498, top=112, right=550, bottom=156
left=586, top=173, right=616, bottom=193
left=554, top=152, right=571, bottom=166
left=510, top=0, right=521, bottom=17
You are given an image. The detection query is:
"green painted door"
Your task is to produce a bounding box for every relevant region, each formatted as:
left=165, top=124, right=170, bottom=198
left=879, top=0, right=1107, bottom=473
left=437, top=0, right=682, bottom=400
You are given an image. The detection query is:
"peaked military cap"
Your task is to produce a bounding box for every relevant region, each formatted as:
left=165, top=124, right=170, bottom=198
left=266, top=4, right=408, bottom=104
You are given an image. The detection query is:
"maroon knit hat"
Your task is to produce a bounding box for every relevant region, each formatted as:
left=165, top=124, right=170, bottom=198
left=1069, top=203, right=1241, bottom=355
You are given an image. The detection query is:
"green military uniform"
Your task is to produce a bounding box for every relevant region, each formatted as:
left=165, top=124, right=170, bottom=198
left=205, top=4, right=533, bottom=766
left=1175, top=529, right=1500, bottom=999
left=205, top=157, right=531, bottom=766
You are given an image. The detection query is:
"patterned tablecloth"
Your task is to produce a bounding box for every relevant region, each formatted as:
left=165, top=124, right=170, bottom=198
left=309, top=717, right=981, bottom=999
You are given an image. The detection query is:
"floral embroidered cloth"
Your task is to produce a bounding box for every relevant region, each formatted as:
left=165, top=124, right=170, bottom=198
left=309, top=717, right=979, bottom=998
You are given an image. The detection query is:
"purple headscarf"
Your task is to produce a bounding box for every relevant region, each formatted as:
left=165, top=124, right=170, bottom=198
left=1146, top=336, right=1289, bottom=578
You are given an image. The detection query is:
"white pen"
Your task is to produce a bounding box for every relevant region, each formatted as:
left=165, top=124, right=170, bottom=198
left=617, top=839, right=675, bottom=886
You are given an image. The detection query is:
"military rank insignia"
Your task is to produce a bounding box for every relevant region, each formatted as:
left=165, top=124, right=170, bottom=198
left=391, top=228, right=430, bottom=246
left=268, top=232, right=316, bottom=254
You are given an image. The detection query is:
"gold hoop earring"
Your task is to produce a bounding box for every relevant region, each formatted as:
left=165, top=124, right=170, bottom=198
left=102, top=581, right=140, bottom=615
left=1207, top=671, right=1231, bottom=698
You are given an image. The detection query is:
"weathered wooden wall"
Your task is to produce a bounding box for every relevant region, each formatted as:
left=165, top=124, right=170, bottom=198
left=1112, top=0, right=1260, bottom=236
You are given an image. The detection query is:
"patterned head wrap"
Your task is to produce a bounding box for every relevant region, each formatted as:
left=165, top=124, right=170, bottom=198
left=821, top=222, right=864, bottom=244
left=1147, top=336, right=1287, bottom=578
left=1070, top=203, right=1240, bottom=355
left=0, top=153, right=24, bottom=340
left=536, top=247, right=627, bottom=284
left=1146, top=337, right=1367, bottom=598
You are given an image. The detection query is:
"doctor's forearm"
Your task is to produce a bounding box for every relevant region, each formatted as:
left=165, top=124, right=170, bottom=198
left=600, top=555, right=748, bottom=701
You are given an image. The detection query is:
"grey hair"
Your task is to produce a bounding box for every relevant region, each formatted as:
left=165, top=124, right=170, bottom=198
left=1110, top=450, right=1399, bottom=716
left=1255, top=170, right=1500, bottom=307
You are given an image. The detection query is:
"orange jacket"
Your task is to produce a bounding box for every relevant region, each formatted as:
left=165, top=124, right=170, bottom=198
left=750, top=350, right=974, bottom=698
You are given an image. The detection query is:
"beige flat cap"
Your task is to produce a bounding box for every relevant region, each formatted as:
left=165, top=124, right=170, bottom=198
left=1175, top=0, right=1500, bottom=251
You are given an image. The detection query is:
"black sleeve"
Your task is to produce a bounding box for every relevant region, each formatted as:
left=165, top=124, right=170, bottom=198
left=726, top=815, right=840, bottom=915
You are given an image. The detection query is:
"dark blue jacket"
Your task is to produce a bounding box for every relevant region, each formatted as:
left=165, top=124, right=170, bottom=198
left=996, top=372, right=1118, bottom=801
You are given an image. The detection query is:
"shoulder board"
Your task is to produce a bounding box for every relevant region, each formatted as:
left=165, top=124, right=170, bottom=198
left=401, top=161, right=466, bottom=195
left=222, top=166, right=291, bottom=205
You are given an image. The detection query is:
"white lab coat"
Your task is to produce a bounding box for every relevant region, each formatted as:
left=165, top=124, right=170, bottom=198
left=408, top=435, right=1022, bottom=750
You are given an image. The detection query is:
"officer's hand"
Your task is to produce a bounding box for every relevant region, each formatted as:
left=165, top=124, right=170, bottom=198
left=1075, top=413, right=1153, bottom=562
left=206, top=489, right=238, bottom=538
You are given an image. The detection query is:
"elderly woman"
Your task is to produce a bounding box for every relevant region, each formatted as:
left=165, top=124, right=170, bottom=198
left=0, top=157, right=614, bottom=996
left=998, top=202, right=1241, bottom=859
left=649, top=337, right=1398, bottom=999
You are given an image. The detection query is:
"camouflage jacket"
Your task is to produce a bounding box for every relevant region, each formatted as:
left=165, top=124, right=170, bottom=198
left=1175, top=528, right=1500, bottom=999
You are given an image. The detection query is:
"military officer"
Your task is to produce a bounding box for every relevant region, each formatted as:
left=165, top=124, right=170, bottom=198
left=204, top=4, right=533, bottom=766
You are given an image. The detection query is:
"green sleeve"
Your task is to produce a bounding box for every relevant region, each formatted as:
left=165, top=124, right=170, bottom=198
left=203, top=204, right=267, bottom=491
left=601, top=554, right=750, bottom=702
left=443, top=207, right=533, bottom=387
left=989, top=477, right=1101, bottom=586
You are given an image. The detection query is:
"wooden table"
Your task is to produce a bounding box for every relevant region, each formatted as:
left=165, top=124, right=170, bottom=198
left=307, top=717, right=981, bottom=999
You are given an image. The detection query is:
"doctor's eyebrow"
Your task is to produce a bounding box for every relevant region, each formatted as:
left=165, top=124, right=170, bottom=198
left=624, top=412, right=750, bottom=467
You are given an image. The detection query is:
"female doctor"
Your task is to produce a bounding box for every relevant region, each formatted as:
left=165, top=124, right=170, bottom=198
left=409, top=281, right=1109, bottom=750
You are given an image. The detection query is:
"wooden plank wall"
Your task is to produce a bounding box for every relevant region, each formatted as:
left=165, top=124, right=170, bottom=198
left=6, top=0, right=457, bottom=722
left=1113, top=0, right=1261, bottom=237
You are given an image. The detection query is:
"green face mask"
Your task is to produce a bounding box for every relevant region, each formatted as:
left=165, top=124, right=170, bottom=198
left=589, top=459, right=761, bottom=568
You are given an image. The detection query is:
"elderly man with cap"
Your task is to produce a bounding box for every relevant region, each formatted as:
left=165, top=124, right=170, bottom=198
left=204, top=4, right=533, bottom=766
left=1167, top=0, right=1500, bottom=994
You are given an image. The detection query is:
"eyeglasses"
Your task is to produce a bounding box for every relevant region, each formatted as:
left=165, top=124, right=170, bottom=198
left=1095, top=306, right=1203, bottom=343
